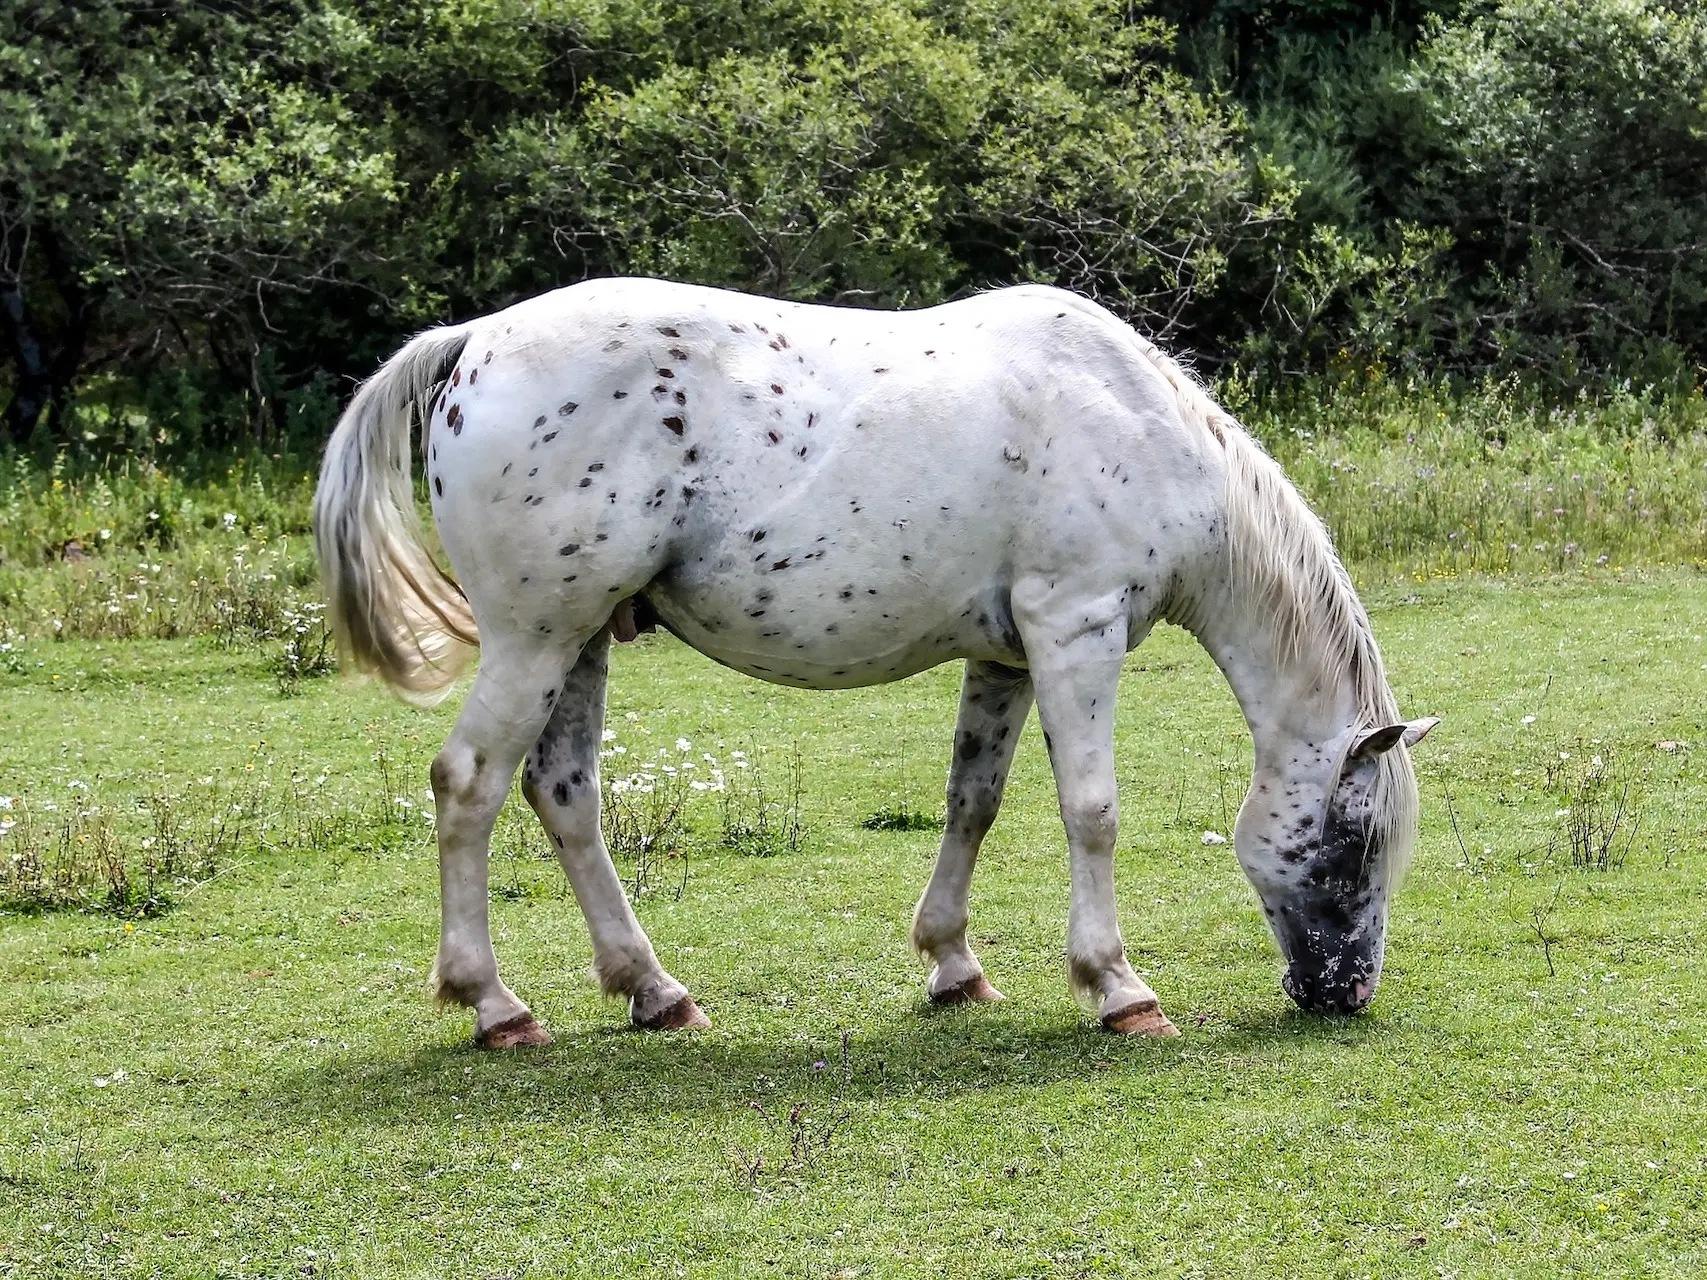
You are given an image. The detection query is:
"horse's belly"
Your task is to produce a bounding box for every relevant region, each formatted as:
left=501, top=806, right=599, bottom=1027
left=646, top=568, right=1022, bottom=689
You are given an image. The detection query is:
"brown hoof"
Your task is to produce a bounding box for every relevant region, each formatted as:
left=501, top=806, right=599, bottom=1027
left=930, top=974, right=1005, bottom=1005
left=635, top=994, right=710, bottom=1031
left=1102, top=999, right=1180, bottom=1038
left=476, top=1012, right=554, bottom=1050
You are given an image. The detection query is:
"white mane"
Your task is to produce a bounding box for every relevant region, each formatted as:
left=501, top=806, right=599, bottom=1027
left=1131, top=337, right=1420, bottom=877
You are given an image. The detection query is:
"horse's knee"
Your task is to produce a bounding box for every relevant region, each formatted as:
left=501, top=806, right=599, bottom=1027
left=1060, top=791, right=1119, bottom=852
left=431, top=746, right=480, bottom=808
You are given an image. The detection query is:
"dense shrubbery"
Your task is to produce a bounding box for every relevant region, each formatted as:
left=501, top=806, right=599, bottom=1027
left=1, top=0, right=1703, bottom=452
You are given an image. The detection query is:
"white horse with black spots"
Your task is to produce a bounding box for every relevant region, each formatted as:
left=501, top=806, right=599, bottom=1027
left=313, top=277, right=1438, bottom=1049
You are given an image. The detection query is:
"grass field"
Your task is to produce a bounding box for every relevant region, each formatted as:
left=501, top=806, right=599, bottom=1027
left=3, top=567, right=1705, bottom=1278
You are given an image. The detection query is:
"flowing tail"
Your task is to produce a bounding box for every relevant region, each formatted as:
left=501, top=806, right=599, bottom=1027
left=313, top=325, right=481, bottom=703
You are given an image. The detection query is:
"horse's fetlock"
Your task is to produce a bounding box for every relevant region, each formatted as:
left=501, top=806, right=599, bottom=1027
left=429, top=952, right=485, bottom=1009
left=591, top=945, right=660, bottom=1001
left=911, top=905, right=968, bottom=957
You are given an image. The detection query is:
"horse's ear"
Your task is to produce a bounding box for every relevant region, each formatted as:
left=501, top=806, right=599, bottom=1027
left=1401, top=716, right=1441, bottom=748
left=1349, top=717, right=1439, bottom=762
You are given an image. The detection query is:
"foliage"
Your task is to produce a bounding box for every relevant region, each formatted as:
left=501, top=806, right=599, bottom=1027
left=5, top=0, right=1699, bottom=453
left=0, top=0, right=1272, bottom=451
left=1398, top=0, right=1707, bottom=379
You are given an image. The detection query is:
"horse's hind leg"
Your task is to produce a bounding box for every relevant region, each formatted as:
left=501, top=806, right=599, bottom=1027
left=429, top=636, right=579, bottom=1049
left=911, top=660, right=1034, bottom=1004
left=520, top=630, right=707, bottom=1031
left=1019, top=603, right=1178, bottom=1037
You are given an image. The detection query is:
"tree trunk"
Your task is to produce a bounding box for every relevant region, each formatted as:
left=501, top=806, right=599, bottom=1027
left=0, top=219, right=51, bottom=446
left=0, top=220, right=97, bottom=447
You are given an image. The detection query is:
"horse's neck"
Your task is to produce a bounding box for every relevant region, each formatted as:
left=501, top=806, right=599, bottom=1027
left=1186, top=574, right=1357, bottom=771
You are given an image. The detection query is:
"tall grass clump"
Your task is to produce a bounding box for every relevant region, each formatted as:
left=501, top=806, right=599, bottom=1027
left=0, top=452, right=322, bottom=644
left=1241, top=377, right=1707, bottom=579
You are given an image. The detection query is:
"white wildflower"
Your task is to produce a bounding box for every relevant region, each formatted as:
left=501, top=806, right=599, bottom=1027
left=676, top=738, right=692, bottom=753
left=222, top=512, right=237, bottom=530
left=1201, top=831, right=1228, bottom=845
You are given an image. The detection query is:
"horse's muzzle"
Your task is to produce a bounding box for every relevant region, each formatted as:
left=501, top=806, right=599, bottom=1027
left=1281, top=967, right=1377, bottom=1016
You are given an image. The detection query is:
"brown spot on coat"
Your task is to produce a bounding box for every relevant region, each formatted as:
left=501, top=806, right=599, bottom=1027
left=662, top=416, right=685, bottom=435
left=657, top=326, right=680, bottom=337
left=447, top=404, right=463, bottom=433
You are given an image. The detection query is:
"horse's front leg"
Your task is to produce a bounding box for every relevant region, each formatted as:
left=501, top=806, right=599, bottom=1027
left=429, top=642, right=569, bottom=1049
left=1022, top=610, right=1179, bottom=1037
left=521, top=630, right=707, bottom=1031
left=911, top=660, right=1034, bottom=1004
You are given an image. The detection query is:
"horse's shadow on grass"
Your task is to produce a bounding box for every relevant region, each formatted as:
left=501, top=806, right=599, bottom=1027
left=257, top=1001, right=1391, bottom=1132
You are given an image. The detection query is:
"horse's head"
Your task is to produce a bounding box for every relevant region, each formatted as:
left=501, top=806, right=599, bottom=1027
left=1234, top=716, right=1438, bottom=1016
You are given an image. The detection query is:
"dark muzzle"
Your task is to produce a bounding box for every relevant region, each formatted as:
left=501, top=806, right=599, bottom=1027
left=1281, top=966, right=1377, bottom=1016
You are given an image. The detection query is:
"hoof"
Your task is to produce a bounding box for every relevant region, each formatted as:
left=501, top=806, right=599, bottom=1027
left=476, top=1012, right=554, bottom=1050
left=635, top=994, right=710, bottom=1031
left=930, top=974, right=1005, bottom=1005
left=1101, top=999, right=1180, bottom=1038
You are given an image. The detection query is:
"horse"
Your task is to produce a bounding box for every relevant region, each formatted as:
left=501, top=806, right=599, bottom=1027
left=313, top=277, right=1438, bottom=1049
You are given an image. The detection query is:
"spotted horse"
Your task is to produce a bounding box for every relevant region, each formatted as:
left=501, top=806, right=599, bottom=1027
left=312, top=278, right=1439, bottom=1049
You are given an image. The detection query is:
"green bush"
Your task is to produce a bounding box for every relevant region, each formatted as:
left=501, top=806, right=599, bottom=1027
left=2, top=0, right=1703, bottom=450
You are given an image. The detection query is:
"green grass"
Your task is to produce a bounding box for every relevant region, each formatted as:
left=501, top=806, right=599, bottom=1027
left=4, top=570, right=1706, bottom=1277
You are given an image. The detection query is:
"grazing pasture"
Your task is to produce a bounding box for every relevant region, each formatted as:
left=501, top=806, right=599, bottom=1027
left=3, top=569, right=1704, bottom=1277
